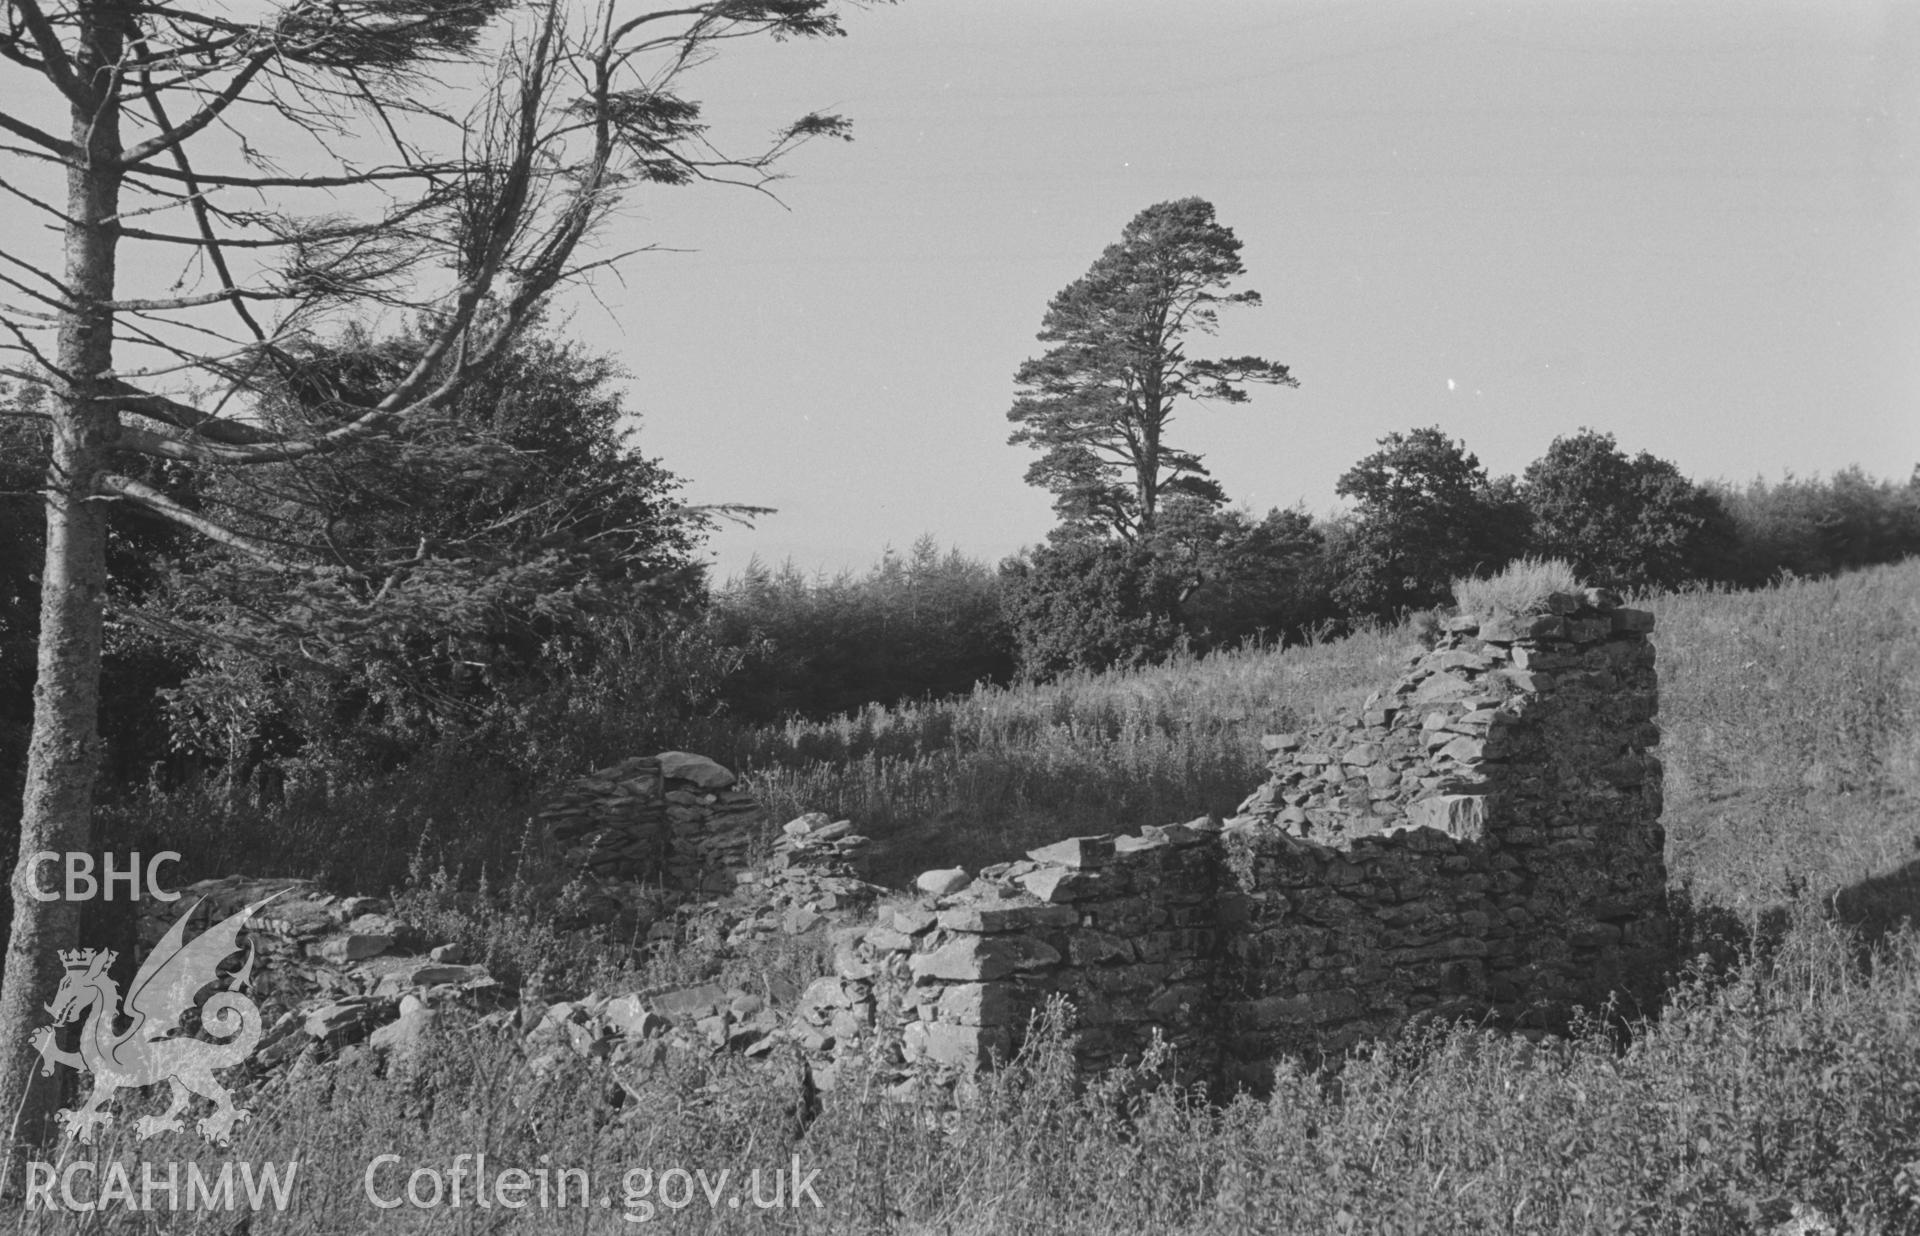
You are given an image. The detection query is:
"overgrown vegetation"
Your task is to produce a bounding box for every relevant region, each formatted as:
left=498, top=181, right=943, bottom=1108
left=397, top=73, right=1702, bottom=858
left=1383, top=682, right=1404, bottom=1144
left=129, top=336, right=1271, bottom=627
left=9, top=355, right=1914, bottom=819
left=708, top=538, right=1013, bottom=722
left=20, top=561, right=1920, bottom=1233
left=1451, top=556, right=1584, bottom=625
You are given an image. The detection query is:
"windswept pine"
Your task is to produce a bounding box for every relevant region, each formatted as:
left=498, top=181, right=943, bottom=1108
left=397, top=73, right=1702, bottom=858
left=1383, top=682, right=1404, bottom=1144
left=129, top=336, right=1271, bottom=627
left=1006, top=198, right=1297, bottom=542
left=0, top=0, right=867, bottom=1151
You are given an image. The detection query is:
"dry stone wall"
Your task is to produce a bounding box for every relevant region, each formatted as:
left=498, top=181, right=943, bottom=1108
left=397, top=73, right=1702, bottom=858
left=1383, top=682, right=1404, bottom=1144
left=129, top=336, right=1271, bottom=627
left=811, top=589, right=1673, bottom=1089
left=533, top=750, right=874, bottom=930
left=538, top=752, right=758, bottom=893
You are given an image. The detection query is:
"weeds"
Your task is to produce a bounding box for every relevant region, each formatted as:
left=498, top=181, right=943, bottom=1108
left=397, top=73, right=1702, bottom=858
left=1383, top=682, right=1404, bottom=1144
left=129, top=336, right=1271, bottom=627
left=1452, top=555, right=1585, bottom=622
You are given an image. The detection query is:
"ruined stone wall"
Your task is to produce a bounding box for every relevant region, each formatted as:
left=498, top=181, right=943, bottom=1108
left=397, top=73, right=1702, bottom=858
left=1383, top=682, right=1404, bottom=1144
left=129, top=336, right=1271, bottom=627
left=535, top=751, right=873, bottom=934
left=538, top=753, right=755, bottom=895
left=811, top=590, right=1673, bottom=1086
left=899, top=825, right=1224, bottom=1075
left=125, top=594, right=1670, bottom=1096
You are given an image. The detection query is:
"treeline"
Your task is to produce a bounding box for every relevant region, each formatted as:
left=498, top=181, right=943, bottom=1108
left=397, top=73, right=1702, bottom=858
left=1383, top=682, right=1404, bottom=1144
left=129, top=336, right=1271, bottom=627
left=725, top=427, right=1920, bottom=690
left=2, top=335, right=1915, bottom=820
left=709, top=540, right=1012, bottom=721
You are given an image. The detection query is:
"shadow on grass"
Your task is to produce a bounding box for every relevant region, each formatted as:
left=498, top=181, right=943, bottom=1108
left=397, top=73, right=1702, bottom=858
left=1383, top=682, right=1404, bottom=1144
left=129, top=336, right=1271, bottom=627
left=1834, top=853, right=1920, bottom=951
left=1667, top=840, right=1920, bottom=993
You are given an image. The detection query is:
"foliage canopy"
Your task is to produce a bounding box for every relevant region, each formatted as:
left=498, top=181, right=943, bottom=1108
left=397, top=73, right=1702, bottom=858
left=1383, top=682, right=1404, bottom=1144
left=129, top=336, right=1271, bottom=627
left=143, top=326, right=709, bottom=774
left=1331, top=426, right=1530, bottom=619
left=1521, top=429, right=1732, bottom=589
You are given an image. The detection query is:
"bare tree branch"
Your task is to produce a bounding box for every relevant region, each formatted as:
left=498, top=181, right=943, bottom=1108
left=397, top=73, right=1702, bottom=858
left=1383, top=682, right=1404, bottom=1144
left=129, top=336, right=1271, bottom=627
left=121, top=47, right=276, bottom=167
left=0, top=106, right=75, bottom=160
left=7, top=0, right=88, bottom=106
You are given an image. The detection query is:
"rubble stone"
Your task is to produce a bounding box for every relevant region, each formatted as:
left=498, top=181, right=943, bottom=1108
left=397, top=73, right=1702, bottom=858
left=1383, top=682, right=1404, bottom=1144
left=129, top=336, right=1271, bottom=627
left=915, top=868, right=972, bottom=897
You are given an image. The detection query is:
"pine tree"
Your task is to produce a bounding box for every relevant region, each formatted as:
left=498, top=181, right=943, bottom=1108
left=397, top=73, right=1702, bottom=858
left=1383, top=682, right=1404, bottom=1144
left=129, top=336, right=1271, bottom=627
left=1007, top=197, right=1295, bottom=540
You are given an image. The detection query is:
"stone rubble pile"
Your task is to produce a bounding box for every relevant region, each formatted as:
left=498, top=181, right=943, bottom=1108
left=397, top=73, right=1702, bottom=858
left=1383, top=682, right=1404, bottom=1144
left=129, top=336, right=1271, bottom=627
left=134, top=765, right=892, bottom=1090
left=714, top=810, right=881, bottom=948
left=137, top=876, right=505, bottom=1076
left=515, top=976, right=802, bottom=1079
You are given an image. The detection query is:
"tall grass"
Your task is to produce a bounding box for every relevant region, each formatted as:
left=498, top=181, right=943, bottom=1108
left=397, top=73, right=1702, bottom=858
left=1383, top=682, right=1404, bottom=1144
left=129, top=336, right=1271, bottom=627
left=1651, top=562, right=1920, bottom=921
left=17, top=913, right=1920, bottom=1233
left=712, top=624, right=1411, bottom=884
left=1452, top=555, right=1584, bottom=621
left=716, top=559, right=1920, bottom=903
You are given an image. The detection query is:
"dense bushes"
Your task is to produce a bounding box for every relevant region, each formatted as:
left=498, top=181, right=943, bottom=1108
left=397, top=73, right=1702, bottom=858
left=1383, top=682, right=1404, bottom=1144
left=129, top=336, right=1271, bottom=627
left=997, top=503, right=1341, bottom=677
left=708, top=537, right=1015, bottom=721
left=1521, top=429, right=1736, bottom=590
left=998, top=537, right=1185, bottom=677
left=142, top=328, right=711, bottom=781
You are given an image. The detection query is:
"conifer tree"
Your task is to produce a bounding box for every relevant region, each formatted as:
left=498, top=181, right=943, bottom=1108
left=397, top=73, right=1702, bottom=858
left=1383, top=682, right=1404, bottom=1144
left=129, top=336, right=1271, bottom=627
left=1007, top=197, right=1295, bottom=540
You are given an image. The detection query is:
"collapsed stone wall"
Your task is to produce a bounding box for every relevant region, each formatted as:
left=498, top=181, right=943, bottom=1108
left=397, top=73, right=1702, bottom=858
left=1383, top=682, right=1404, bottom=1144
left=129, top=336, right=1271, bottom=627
left=124, top=754, right=888, bottom=1089
left=534, top=751, right=871, bottom=931
left=795, top=589, right=1673, bottom=1087
left=135, top=876, right=502, bottom=1074
left=129, top=593, right=1672, bottom=1097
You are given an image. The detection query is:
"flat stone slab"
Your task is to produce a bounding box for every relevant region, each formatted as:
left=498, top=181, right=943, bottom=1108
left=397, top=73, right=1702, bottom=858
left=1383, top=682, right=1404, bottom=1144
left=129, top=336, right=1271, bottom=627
left=1025, top=835, right=1117, bottom=869
left=647, top=983, right=730, bottom=1021
left=655, top=752, right=735, bottom=790
left=910, top=935, right=1062, bottom=982
left=936, top=902, right=1078, bottom=933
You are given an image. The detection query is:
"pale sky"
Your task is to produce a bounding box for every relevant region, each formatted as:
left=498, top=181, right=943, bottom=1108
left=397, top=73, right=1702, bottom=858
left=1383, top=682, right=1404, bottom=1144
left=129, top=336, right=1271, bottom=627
left=538, top=3, right=1920, bottom=579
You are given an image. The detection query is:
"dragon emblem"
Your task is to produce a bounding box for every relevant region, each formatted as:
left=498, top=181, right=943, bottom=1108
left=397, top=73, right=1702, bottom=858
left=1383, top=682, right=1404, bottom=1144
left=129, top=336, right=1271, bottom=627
left=31, top=893, right=279, bottom=1145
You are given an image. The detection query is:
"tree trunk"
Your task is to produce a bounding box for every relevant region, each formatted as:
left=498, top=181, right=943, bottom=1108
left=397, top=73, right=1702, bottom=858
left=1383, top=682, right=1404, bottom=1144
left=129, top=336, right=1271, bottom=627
left=1136, top=407, right=1162, bottom=538
left=0, top=0, right=128, bottom=1167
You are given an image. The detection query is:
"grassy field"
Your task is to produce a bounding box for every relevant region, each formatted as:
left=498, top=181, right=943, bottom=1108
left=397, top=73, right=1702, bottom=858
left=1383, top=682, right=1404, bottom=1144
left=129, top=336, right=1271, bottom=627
left=723, top=560, right=1920, bottom=919
left=32, top=559, right=1920, bottom=1233
left=716, top=622, right=1408, bottom=888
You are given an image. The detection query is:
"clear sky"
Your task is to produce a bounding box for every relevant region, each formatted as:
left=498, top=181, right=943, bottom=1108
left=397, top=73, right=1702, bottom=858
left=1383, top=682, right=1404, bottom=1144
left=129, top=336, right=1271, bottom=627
left=545, top=0, right=1920, bottom=582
